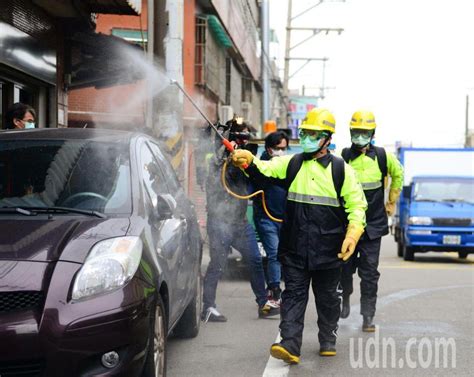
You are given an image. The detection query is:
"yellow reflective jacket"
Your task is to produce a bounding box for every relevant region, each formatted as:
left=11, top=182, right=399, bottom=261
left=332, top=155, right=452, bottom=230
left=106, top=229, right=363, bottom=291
left=251, top=152, right=367, bottom=270
left=342, top=145, right=404, bottom=238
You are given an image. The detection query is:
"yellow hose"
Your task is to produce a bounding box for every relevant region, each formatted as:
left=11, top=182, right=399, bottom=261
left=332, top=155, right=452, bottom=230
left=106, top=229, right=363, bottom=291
left=221, top=159, right=283, bottom=223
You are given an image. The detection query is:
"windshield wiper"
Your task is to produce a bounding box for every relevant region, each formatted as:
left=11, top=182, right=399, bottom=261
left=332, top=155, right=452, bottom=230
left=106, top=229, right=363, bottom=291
left=442, top=199, right=474, bottom=205
left=414, top=199, right=453, bottom=206
left=0, top=207, right=35, bottom=216
left=25, top=206, right=107, bottom=218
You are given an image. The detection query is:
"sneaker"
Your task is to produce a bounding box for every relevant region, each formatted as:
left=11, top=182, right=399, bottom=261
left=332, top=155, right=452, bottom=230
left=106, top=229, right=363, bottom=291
left=319, top=342, right=336, bottom=357
left=270, top=287, right=282, bottom=304
left=201, top=307, right=227, bottom=323
left=270, top=343, right=300, bottom=364
left=258, top=300, right=280, bottom=318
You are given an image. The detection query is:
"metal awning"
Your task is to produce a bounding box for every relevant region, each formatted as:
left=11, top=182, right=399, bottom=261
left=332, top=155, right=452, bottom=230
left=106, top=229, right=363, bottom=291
left=83, top=0, right=141, bottom=15
left=67, top=31, right=146, bottom=89
left=207, top=15, right=232, bottom=49
left=32, top=0, right=141, bottom=17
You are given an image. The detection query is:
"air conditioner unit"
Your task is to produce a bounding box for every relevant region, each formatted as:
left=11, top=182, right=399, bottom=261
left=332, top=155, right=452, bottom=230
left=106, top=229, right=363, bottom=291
left=241, top=102, right=253, bottom=124
left=219, top=105, right=234, bottom=123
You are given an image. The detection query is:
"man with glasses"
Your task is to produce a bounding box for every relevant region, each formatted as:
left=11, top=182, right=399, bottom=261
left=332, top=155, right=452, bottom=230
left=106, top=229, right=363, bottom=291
left=251, top=131, right=289, bottom=306
left=201, top=117, right=280, bottom=323
left=340, top=110, right=404, bottom=331
left=231, top=108, right=367, bottom=364
left=5, top=103, right=36, bottom=130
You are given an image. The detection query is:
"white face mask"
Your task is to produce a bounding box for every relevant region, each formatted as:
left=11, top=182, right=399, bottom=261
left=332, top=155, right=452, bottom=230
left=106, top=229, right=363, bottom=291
left=270, top=148, right=287, bottom=157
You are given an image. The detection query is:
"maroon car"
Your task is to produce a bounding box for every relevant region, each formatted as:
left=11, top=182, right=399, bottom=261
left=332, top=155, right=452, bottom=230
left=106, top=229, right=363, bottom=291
left=0, top=128, right=202, bottom=377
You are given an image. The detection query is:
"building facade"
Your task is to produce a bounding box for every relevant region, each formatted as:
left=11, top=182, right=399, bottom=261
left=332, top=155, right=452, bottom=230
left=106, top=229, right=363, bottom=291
left=0, top=0, right=142, bottom=130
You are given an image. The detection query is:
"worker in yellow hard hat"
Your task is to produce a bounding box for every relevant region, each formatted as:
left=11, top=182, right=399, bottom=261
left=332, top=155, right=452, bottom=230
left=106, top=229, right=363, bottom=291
left=340, top=110, right=404, bottom=331
left=231, top=108, right=367, bottom=364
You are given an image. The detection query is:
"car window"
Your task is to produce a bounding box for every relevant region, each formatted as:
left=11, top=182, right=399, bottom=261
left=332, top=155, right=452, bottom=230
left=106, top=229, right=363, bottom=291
left=146, top=141, right=181, bottom=194
left=0, top=139, right=132, bottom=214
left=140, top=143, right=170, bottom=208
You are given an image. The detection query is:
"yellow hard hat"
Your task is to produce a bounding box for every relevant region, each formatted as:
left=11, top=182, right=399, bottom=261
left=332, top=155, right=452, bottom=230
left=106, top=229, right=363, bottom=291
left=349, top=110, right=376, bottom=130
left=299, top=108, right=336, bottom=133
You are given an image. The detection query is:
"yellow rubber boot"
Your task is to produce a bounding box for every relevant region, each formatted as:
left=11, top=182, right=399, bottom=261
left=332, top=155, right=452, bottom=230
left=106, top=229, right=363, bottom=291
left=270, top=343, right=300, bottom=364
left=319, top=343, right=336, bottom=356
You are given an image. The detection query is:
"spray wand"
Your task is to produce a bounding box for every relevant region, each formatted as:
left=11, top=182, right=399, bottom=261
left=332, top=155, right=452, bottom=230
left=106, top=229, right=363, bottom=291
left=170, top=79, right=248, bottom=168
left=170, top=79, right=280, bottom=222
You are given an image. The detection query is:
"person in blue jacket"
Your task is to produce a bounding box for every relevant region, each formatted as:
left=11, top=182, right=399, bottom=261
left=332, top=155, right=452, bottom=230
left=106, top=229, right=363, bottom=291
left=252, top=131, right=289, bottom=304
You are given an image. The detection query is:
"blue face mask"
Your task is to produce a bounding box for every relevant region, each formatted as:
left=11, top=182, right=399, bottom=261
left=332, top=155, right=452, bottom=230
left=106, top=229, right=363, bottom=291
left=24, top=122, right=35, bottom=129
left=351, top=134, right=371, bottom=147
left=300, top=135, right=325, bottom=153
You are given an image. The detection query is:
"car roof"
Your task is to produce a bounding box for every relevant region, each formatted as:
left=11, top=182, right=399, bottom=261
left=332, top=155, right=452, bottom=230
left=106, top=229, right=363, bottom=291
left=0, top=128, right=142, bottom=142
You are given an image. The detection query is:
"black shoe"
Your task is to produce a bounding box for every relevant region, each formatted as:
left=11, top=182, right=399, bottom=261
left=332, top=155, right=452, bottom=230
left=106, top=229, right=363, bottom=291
left=319, top=342, right=336, bottom=356
left=258, top=300, right=280, bottom=318
left=362, top=316, right=376, bottom=332
left=201, top=307, right=227, bottom=323
left=340, top=294, right=350, bottom=319
left=270, top=287, right=282, bottom=302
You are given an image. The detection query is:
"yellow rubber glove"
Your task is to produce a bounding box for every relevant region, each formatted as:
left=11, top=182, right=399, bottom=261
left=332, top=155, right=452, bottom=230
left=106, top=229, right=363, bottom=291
left=231, top=149, right=254, bottom=169
left=338, top=224, right=364, bottom=261
left=385, top=188, right=401, bottom=216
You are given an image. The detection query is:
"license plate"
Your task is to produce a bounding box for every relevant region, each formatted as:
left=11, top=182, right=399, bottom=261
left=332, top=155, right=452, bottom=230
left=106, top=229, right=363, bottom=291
left=443, top=235, right=461, bottom=245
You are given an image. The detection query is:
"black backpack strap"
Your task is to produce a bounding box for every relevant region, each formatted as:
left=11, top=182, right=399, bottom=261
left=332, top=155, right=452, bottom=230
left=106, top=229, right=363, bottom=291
left=285, top=153, right=304, bottom=190
left=373, top=146, right=387, bottom=182
left=331, top=155, right=345, bottom=198
left=341, top=147, right=351, bottom=163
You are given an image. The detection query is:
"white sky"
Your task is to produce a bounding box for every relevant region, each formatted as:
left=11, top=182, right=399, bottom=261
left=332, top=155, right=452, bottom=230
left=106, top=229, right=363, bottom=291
left=269, top=0, right=474, bottom=150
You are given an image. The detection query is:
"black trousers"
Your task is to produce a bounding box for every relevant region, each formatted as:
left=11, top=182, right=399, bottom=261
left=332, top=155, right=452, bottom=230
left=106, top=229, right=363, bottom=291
left=340, top=237, right=381, bottom=317
left=279, top=265, right=341, bottom=356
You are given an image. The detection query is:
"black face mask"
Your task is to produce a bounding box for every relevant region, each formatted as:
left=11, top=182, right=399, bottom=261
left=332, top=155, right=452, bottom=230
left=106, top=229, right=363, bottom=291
left=229, top=131, right=251, bottom=144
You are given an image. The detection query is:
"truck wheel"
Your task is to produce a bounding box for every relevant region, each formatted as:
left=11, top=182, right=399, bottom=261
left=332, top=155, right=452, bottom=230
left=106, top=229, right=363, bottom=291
left=397, top=241, right=403, bottom=257
left=458, top=252, right=468, bottom=259
left=403, top=245, right=415, bottom=261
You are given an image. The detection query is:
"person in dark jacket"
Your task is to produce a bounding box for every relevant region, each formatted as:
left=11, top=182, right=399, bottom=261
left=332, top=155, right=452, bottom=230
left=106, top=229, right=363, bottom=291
left=201, top=118, right=280, bottom=322
left=340, top=110, right=404, bottom=331
left=252, top=131, right=289, bottom=303
left=232, top=109, right=367, bottom=363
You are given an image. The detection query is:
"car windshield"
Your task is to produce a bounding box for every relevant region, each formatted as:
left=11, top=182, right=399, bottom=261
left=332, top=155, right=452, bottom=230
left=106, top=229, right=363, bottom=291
left=413, top=179, right=474, bottom=204
left=0, top=138, right=132, bottom=214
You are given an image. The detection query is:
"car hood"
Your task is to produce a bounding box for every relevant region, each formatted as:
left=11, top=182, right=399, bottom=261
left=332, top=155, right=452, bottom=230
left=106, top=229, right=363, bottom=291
left=0, top=217, right=130, bottom=263
left=410, top=201, right=474, bottom=218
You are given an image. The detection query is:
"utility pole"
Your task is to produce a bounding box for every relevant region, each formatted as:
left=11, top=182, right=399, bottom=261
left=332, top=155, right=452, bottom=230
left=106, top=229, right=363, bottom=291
left=146, top=0, right=155, bottom=131
left=466, top=94, right=469, bottom=148
left=261, top=0, right=270, bottom=125
left=281, top=0, right=344, bottom=128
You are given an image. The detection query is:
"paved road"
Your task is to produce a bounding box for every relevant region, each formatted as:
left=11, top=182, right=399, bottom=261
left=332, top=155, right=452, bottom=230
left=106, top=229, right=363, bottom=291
left=167, top=236, right=474, bottom=377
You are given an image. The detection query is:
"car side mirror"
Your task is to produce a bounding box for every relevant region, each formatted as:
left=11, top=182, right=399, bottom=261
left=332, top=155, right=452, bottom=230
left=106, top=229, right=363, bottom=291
left=402, top=185, right=411, bottom=199
left=156, top=194, right=177, bottom=220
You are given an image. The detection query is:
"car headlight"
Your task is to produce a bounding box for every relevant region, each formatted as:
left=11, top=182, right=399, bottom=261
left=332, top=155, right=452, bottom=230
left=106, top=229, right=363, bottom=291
left=408, top=216, right=432, bottom=225
left=72, top=237, right=143, bottom=300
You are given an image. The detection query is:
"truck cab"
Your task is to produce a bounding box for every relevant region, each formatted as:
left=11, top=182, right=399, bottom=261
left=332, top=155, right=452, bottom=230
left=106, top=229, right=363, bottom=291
left=394, top=147, right=474, bottom=261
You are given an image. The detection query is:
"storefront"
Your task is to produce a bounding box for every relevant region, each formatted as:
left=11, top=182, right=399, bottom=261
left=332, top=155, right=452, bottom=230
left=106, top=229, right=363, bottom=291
left=0, top=0, right=142, bottom=129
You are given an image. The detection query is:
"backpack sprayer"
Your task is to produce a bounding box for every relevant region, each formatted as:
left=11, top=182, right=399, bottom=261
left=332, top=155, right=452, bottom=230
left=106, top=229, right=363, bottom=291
left=170, top=79, right=282, bottom=223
